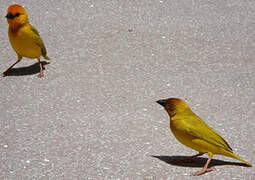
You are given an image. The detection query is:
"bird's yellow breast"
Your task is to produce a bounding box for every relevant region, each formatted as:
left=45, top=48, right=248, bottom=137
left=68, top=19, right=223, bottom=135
left=170, top=120, right=201, bottom=152
left=9, top=25, right=41, bottom=58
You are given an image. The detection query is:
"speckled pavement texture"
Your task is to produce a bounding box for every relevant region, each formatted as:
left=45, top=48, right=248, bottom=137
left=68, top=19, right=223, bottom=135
left=0, top=0, right=254, bottom=179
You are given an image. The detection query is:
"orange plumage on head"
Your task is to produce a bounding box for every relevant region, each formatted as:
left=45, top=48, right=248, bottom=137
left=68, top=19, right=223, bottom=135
left=167, top=98, right=189, bottom=111
left=157, top=98, right=190, bottom=117
left=7, top=4, right=26, bottom=14
left=6, top=4, right=28, bottom=29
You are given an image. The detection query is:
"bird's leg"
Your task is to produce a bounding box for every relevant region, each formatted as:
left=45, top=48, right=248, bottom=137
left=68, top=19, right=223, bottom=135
left=37, top=58, right=44, bottom=78
left=192, top=154, right=215, bottom=176
left=173, top=152, right=204, bottom=163
left=3, top=55, right=22, bottom=76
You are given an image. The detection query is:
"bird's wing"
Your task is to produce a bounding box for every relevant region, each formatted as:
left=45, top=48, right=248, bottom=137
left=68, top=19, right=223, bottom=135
left=182, top=115, right=232, bottom=151
left=29, top=25, right=48, bottom=57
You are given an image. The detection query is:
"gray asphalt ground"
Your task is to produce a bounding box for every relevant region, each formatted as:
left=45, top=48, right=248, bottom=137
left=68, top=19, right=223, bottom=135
left=0, top=0, right=255, bottom=179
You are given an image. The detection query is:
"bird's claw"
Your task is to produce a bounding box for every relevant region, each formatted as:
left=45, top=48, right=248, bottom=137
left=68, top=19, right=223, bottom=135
left=3, top=72, right=8, bottom=77
left=192, top=167, right=216, bottom=176
left=37, top=72, right=44, bottom=78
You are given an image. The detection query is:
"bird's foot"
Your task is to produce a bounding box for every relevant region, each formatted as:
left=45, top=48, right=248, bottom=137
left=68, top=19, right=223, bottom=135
left=192, top=167, right=216, bottom=176
left=3, top=71, right=8, bottom=77
left=37, top=71, right=44, bottom=78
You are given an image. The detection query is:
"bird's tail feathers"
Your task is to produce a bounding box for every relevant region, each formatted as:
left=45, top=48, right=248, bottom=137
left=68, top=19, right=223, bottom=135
left=224, top=151, right=252, bottom=167
left=44, top=55, right=50, bottom=60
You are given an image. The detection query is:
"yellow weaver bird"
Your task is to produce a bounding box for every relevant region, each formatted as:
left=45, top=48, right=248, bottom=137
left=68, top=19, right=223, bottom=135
left=156, top=98, right=252, bottom=176
left=4, top=4, right=50, bottom=78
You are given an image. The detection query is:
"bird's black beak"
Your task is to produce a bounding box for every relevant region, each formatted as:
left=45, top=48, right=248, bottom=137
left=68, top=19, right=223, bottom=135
left=156, top=99, right=166, bottom=107
left=5, top=12, right=15, bottom=19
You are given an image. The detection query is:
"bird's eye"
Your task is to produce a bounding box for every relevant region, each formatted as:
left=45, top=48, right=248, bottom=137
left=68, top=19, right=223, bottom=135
left=15, top=13, right=21, bottom=17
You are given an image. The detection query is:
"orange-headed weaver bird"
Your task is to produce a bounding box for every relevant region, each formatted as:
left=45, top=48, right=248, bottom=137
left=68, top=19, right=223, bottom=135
left=4, top=4, right=50, bottom=78
left=156, top=98, right=252, bottom=175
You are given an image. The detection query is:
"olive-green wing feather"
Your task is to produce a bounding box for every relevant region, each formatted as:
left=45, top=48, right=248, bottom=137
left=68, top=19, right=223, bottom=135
left=182, top=115, right=232, bottom=151
left=29, top=25, right=50, bottom=59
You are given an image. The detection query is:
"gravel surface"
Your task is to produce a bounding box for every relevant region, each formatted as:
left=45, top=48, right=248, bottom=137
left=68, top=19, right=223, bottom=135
left=0, top=0, right=254, bottom=179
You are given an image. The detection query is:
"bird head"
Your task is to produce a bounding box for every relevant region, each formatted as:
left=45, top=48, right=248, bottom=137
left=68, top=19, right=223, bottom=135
left=156, top=98, right=190, bottom=117
left=6, top=4, right=28, bottom=29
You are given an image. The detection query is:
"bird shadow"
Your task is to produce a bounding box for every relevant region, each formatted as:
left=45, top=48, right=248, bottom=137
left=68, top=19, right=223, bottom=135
left=150, top=155, right=249, bottom=168
left=2, top=61, right=50, bottom=76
